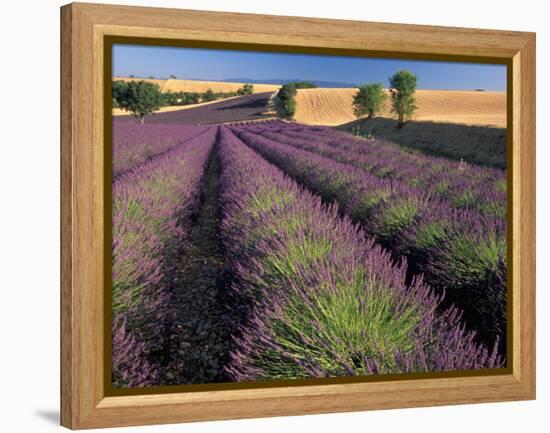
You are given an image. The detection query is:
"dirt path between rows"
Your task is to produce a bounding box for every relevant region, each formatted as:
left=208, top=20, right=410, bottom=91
left=160, top=139, right=235, bottom=385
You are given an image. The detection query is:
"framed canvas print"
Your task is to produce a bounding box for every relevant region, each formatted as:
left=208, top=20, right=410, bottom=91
left=60, top=2, right=536, bottom=429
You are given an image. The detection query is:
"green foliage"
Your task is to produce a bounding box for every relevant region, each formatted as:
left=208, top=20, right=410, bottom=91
left=389, top=70, right=417, bottom=127
left=278, top=83, right=298, bottom=100
left=275, top=82, right=318, bottom=118
left=285, top=81, right=318, bottom=89
left=353, top=83, right=387, bottom=119
left=443, top=234, right=505, bottom=292
left=112, top=80, right=128, bottom=102
left=255, top=266, right=421, bottom=379
left=378, top=198, right=419, bottom=240
left=161, top=90, right=201, bottom=106
left=169, top=74, right=177, bottom=79
left=237, top=83, right=254, bottom=95
left=161, top=90, right=178, bottom=106
left=202, top=88, right=216, bottom=102
left=451, top=190, right=478, bottom=209
left=348, top=190, right=390, bottom=221
left=277, top=84, right=299, bottom=118
left=115, top=80, right=163, bottom=123
left=414, top=222, right=447, bottom=250
left=185, top=92, right=201, bottom=104
left=284, top=98, right=296, bottom=117
left=236, top=182, right=421, bottom=378
left=162, top=89, right=239, bottom=106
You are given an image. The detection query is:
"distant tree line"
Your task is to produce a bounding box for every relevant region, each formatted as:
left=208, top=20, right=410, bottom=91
left=112, top=80, right=254, bottom=123
left=277, top=81, right=318, bottom=118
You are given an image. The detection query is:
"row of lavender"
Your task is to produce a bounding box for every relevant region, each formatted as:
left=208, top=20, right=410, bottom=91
left=255, top=122, right=506, bottom=218
left=113, top=123, right=209, bottom=177
left=218, top=126, right=502, bottom=380
left=230, top=123, right=506, bottom=353
left=112, top=126, right=217, bottom=387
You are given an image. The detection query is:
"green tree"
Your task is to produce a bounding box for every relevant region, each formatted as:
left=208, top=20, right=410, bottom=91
left=284, top=98, right=296, bottom=117
left=353, top=83, right=387, bottom=119
left=277, top=84, right=298, bottom=118
left=389, top=70, right=417, bottom=127
left=187, top=92, right=200, bottom=104
left=244, top=83, right=254, bottom=94
left=112, top=80, right=128, bottom=106
left=286, top=81, right=318, bottom=89
left=116, top=80, right=163, bottom=124
left=162, top=90, right=179, bottom=106
left=169, top=74, right=177, bottom=79
left=238, top=83, right=254, bottom=95
left=203, top=88, right=216, bottom=102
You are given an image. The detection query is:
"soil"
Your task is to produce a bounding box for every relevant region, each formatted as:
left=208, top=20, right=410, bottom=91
left=160, top=141, right=235, bottom=385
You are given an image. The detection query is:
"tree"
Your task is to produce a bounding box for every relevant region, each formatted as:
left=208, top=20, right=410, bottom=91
left=277, top=84, right=298, bottom=118
left=238, top=83, right=254, bottom=95
left=169, top=74, right=177, bottom=79
left=112, top=80, right=128, bottom=105
left=116, top=80, right=163, bottom=124
left=162, top=90, right=179, bottom=106
left=352, top=83, right=387, bottom=119
left=187, top=92, right=200, bottom=104
left=285, top=81, right=318, bottom=89
left=243, top=83, right=254, bottom=94
left=284, top=98, right=296, bottom=117
left=389, top=70, right=417, bottom=127
left=203, top=88, right=216, bottom=102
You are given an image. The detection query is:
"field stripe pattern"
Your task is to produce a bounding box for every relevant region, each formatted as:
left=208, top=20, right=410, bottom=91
left=256, top=123, right=506, bottom=217
left=112, top=126, right=217, bottom=387
left=231, top=122, right=506, bottom=354
left=113, top=123, right=209, bottom=177
left=218, top=126, right=502, bottom=381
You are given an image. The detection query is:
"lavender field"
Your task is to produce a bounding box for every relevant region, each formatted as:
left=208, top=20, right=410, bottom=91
left=112, top=117, right=506, bottom=388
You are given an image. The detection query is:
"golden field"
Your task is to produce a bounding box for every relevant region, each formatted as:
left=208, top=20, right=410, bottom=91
left=294, top=88, right=506, bottom=127
left=113, top=77, right=280, bottom=94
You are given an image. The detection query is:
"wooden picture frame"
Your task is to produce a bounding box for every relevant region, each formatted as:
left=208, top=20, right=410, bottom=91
left=60, top=2, right=536, bottom=429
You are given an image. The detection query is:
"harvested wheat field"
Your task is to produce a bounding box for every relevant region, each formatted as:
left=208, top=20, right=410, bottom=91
left=162, top=79, right=280, bottom=93
left=294, top=88, right=506, bottom=127
left=113, top=77, right=280, bottom=93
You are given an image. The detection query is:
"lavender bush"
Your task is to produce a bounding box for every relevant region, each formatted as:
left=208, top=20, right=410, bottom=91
left=231, top=123, right=506, bottom=353
left=112, top=123, right=208, bottom=177
left=218, top=126, right=502, bottom=381
left=112, top=126, right=217, bottom=386
left=254, top=124, right=506, bottom=218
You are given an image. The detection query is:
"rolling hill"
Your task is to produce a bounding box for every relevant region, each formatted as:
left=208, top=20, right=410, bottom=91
left=113, top=77, right=280, bottom=93
left=294, top=88, right=506, bottom=127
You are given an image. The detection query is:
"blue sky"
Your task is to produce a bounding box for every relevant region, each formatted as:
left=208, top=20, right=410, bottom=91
left=113, top=44, right=506, bottom=91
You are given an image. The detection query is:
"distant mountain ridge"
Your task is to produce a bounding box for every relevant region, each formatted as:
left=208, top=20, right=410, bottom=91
left=223, top=78, right=358, bottom=88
